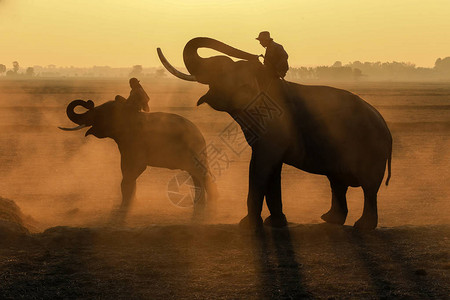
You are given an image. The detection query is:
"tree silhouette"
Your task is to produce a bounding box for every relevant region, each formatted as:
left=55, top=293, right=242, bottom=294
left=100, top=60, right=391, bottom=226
left=129, top=65, right=143, bottom=77
left=353, top=68, right=362, bottom=80
left=155, top=67, right=166, bottom=78
left=434, top=57, right=450, bottom=74
left=12, top=61, right=19, bottom=74
left=332, top=61, right=342, bottom=68
left=0, top=64, right=6, bottom=75
left=26, top=67, right=35, bottom=77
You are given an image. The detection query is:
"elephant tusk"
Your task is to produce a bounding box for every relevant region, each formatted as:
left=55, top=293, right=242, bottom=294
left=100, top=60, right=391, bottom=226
left=197, top=98, right=206, bottom=106
left=157, top=48, right=197, bottom=82
left=58, top=124, right=88, bottom=131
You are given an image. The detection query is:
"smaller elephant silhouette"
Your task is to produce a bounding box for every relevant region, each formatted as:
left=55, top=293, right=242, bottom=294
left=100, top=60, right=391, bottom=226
left=60, top=98, right=216, bottom=224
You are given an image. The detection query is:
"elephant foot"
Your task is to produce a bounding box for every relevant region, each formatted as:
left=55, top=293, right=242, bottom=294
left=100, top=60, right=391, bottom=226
left=239, top=215, right=263, bottom=231
left=108, top=208, right=127, bottom=227
left=354, top=214, right=378, bottom=230
left=321, top=209, right=347, bottom=225
left=263, top=214, right=288, bottom=228
left=192, top=207, right=208, bottom=223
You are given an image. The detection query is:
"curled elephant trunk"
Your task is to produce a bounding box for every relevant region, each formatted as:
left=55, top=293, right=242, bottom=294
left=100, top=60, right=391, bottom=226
left=183, top=37, right=259, bottom=77
left=157, top=37, right=259, bottom=84
left=66, top=99, right=95, bottom=125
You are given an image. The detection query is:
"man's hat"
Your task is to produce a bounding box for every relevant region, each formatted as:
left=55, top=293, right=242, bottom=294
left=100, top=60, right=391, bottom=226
left=256, top=31, right=273, bottom=41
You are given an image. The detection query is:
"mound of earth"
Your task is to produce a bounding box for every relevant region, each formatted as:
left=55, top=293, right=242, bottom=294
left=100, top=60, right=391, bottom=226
left=0, top=197, right=30, bottom=236
left=0, top=197, right=40, bottom=236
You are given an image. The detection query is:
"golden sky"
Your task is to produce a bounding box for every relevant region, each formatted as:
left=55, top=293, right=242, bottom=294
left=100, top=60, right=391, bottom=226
left=1, top=0, right=449, bottom=68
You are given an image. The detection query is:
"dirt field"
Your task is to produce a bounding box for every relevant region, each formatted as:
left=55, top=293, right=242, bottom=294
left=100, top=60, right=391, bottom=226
left=0, top=78, right=449, bottom=298
left=0, top=224, right=449, bottom=299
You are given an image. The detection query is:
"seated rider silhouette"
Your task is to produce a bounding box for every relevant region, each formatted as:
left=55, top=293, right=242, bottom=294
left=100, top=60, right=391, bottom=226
left=115, top=78, right=150, bottom=112
left=256, top=31, right=289, bottom=79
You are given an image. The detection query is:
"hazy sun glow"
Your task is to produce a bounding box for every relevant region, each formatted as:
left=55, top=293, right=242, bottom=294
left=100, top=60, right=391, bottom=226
left=1, top=0, right=449, bottom=67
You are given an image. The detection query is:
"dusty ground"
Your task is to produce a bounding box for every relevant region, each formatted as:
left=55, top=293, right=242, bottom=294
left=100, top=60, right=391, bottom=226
left=0, top=78, right=449, bottom=298
left=0, top=224, right=449, bottom=299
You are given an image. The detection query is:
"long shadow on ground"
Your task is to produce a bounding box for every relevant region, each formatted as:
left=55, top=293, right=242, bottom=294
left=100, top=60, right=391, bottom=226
left=0, top=224, right=448, bottom=299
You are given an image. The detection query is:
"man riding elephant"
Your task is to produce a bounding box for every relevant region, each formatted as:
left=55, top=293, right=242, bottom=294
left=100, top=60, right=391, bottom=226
left=115, top=77, right=150, bottom=112
left=256, top=31, right=289, bottom=79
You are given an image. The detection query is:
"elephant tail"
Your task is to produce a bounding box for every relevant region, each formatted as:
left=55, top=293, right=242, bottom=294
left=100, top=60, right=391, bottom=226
left=385, top=148, right=392, bottom=186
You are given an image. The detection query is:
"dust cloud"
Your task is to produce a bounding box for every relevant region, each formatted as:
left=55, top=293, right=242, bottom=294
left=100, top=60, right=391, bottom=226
left=0, top=78, right=449, bottom=231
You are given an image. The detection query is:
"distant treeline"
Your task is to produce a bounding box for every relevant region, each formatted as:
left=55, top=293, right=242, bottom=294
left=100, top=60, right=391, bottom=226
left=286, top=57, right=450, bottom=81
left=0, top=64, right=167, bottom=79
left=1, top=57, right=450, bottom=81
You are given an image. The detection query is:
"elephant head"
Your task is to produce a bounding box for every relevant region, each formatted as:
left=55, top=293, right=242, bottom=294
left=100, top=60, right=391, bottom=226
left=59, top=98, right=133, bottom=140
left=158, top=38, right=270, bottom=112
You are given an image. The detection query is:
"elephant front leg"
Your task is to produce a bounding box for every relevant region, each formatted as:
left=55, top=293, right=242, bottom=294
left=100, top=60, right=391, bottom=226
left=239, top=150, right=282, bottom=230
left=263, top=162, right=288, bottom=227
left=120, top=177, right=137, bottom=211
left=111, top=156, right=146, bottom=225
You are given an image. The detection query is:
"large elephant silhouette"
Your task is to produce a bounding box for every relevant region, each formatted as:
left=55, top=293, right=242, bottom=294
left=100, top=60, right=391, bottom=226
left=157, top=37, right=392, bottom=230
left=60, top=98, right=216, bottom=222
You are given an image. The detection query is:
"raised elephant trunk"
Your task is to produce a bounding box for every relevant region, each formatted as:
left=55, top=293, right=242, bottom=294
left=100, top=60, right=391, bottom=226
left=66, top=99, right=94, bottom=125
left=183, top=37, right=259, bottom=76
left=157, top=37, right=259, bottom=84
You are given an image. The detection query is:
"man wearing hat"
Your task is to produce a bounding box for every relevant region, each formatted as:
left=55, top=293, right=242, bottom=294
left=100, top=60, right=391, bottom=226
left=115, top=77, right=150, bottom=112
left=256, top=31, right=289, bottom=79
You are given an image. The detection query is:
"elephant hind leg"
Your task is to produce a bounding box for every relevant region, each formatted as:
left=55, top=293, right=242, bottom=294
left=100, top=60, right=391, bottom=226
left=188, top=153, right=218, bottom=220
left=321, top=178, right=348, bottom=225
left=354, top=186, right=378, bottom=230
left=190, top=174, right=207, bottom=220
